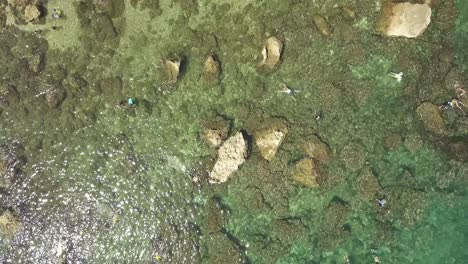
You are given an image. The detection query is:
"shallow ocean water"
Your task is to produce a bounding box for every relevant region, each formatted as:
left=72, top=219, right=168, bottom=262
left=0, top=0, right=467, bottom=263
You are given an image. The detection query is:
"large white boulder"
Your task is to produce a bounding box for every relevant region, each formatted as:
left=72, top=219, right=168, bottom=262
left=209, top=132, right=248, bottom=183
left=377, top=3, right=432, bottom=38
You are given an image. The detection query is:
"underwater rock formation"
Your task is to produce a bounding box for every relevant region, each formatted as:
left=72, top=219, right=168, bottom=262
left=313, top=15, right=333, bottom=37
left=254, top=120, right=288, bottom=161
left=163, top=59, right=181, bottom=83
left=416, top=102, right=446, bottom=136
left=24, top=4, right=41, bottom=22
left=206, top=232, right=242, bottom=263
left=94, top=0, right=126, bottom=18
left=300, top=135, right=331, bottom=163
left=319, top=199, right=351, bottom=250
left=377, top=3, right=432, bottom=38
left=209, top=132, right=248, bottom=183
left=0, top=208, right=21, bottom=240
left=201, top=116, right=230, bottom=148
left=290, top=158, right=320, bottom=188
left=0, top=144, right=20, bottom=189
left=259, top=37, right=283, bottom=69
left=8, top=0, right=42, bottom=23
left=204, top=54, right=220, bottom=81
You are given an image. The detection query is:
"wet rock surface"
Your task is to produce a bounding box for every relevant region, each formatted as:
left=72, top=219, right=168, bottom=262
left=163, top=59, right=181, bottom=83
left=209, top=132, right=249, bottom=183
left=377, top=3, right=432, bottom=38
left=254, top=119, right=288, bottom=161
left=0, top=144, right=21, bottom=190
left=204, top=54, right=221, bottom=81
left=416, top=102, right=446, bottom=136
left=319, top=199, right=351, bottom=249
left=0, top=208, right=21, bottom=240
left=300, top=135, right=331, bottom=163
left=313, top=15, right=333, bottom=37
left=201, top=116, right=230, bottom=148
left=206, top=232, right=242, bottom=264
left=258, top=36, right=283, bottom=69
left=290, top=158, right=320, bottom=188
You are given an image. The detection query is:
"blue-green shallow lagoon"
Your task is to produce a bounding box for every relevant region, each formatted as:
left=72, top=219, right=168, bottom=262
left=0, top=0, right=467, bottom=263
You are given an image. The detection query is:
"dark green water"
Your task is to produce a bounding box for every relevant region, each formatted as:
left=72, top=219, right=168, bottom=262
left=0, top=0, right=467, bottom=263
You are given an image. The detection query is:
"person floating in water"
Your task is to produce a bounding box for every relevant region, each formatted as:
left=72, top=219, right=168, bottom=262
left=51, top=8, right=63, bottom=19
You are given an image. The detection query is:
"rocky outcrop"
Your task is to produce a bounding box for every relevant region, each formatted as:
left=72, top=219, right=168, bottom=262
left=258, top=37, right=283, bottom=69
left=163, top=59, right=181, bottom=83
left=313, top=15, right=333, bottom=37
left=0, top=208, right=21, bottom=240
left=0, top=144, right=19, bottom=189
left=201, top=116, right=230, bottom=148
left=94, top=0, right=125, bottom=18
left=416, top=102, right=445, bottom=136
left=204, top=54, right=220, bottom=81
left=209, top=132, right=248, bottom=183
left=290, top=158, right=320, bottom=188
left=300, top=135, right=331, bottom=163
left=377, top=3, right=432, bottom=38
left=254, top=120, right=288, bottom=161
left=24, top=4, right=40, bottom=22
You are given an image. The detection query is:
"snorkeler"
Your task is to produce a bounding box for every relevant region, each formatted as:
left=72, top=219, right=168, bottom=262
left=118, top=98, right=137, bottom=108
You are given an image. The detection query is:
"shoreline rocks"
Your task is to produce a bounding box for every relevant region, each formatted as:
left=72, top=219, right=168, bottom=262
left=209, top=132, right=249, bottom=183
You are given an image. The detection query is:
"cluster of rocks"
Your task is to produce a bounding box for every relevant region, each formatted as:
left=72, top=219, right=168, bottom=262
left=202, top=115, right=333, bottom=189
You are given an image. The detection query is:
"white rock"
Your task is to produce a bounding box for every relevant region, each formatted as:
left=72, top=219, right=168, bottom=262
left=209, top=132, right=248, bottom=184
left=378, top=3, right=432, bottom=38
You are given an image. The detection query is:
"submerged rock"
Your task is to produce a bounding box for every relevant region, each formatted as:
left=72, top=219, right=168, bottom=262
left=290, top=158, right=320, bottom=188
left=207, top=232, right=242, bottom=263
left=204, top=54, right=220, bottom=81
left=45, top=86, right=66, bottom=108
left=319, top=199, right=351, bottom=249
left=341, top=6, right=356, bottom=21
left=0, top=144, right=20, bottom=189
left=254, top=120, right=288, bottom=161
left=300, top=135, right=331, bottom=163
left=416, top=102, right=445, bottom=136
left=209, top=132, right=248, bottom=183
left=24, top=4, right=41, bottom=22
left=163, top=59, right=181, bottom=83
left=377, top=3, right=432, bottom=38
left=313, top=15, right=333, bottom=37
left=0, top=208, right=21, bottom=240
left=259, top=36, right=283, bottom=69
left=94, top=0, right=126, bottom=18
left=340, top=141, right=366, bottom=171
left=201, top=116, right=230, bottom=148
